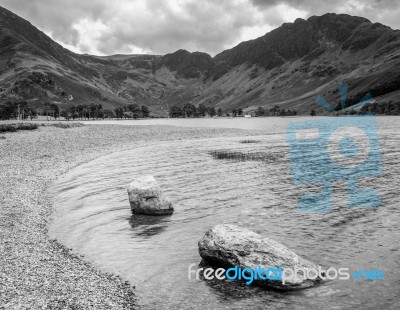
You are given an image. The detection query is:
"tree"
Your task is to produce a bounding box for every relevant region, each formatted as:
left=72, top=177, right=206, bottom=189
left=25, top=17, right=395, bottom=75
left=128, top=103, right=141, bottom=119
left=102, top=109, right=115, bottom=119
left=68, top=105, right=77, bottom=120
left=232, top=109, right=237, bottom=117
left=209, top=106, right=217, bottom=117
left=270, top=105, right=280, bottom=116
left=114, top=107, right=124, bottom=119
left=123, top=111, right=133, bottom=119
left=97, top=104, right=103, bottom=119
left=141, top=105, right=150, bottom=118
left=169, top=104, right=183, bottom=118
left=88, top=103, right=103, bottom=120
left=50, top=103, right=60, bottom=120
left=89, top=103, right=97, bottom=120
left=60, top=110, right=70, bottom=120
left=16, top=102, right=28, bottom=120
left=183, top=103, right=196, bottom=118
left=0, top=102, right=17, bottom=120
left=256, top=107, right=265, bottom=116
left=76, top=105, right=83, bottom=120
left=237, top=109, right=243, bottom=116
left=310, top=109, right=316, bottom=116
left=44, top=102, right=51, bottom=121
left=27, top=107, right=37, bottom=120
left=198, top=104, right=207, bottom=117
left=217, top=108, right=223, bottom=117
left=59, top=105, right=77, bottom=121
left=82, top=104, right=90, bottom=120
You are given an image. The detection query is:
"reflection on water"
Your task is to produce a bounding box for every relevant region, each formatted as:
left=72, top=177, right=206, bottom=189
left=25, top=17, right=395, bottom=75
left=129, top=214, right=172, bottom=238
left=208, top=149, right=280, bottom=162
left=50, top=117, right=400, bottom=310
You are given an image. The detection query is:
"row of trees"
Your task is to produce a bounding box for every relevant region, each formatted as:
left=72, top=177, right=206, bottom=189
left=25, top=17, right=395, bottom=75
left=0, top=101, right=152, bottom=121
left=59, top=104, right=110, bottom=120
left=0, top=102, right=37, bottom=120
left=255, top=106, right=298, bottom=116
left=360, top=101, right=400, bottom=115
left=61, top=103, right=151, bottom=120
left=336, top=76, right=400, bottom=111
left=169, top=104, right=300, bottom=118
left=15, top=100, right=400, bottom=120
left=232, top=109, right=243, bottom=117
left=114, top=104, right=150, bottom=120
left=169, top=103, right=223, bottom=118
left=60, top=103, right=150, bottom=120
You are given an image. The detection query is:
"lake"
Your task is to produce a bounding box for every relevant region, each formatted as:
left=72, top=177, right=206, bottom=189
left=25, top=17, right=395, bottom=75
left=50, top=117, right=400, bottom=309
left=81, top=116, right=303, bottom=131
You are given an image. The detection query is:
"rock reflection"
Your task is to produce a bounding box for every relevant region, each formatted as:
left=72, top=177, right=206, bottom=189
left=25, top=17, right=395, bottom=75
left=129, top=214, right=172, bottom=238
left=197, top=260, right=285, bottom=302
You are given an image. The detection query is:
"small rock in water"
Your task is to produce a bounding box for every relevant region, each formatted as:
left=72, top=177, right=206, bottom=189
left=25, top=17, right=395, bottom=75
left=127, top=175, right=174, bottom=215
left=198, top=224, right=324, bottom=290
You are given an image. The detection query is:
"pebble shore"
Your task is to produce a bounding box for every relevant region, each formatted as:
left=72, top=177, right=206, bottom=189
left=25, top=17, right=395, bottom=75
left=0, top=124, right=246, bottom=309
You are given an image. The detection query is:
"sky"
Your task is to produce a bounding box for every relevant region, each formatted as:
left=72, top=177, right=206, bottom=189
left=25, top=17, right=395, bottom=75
left=0, top=0, right=399, bottom=56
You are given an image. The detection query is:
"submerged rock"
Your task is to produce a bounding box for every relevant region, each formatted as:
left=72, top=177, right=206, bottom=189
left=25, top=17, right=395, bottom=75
left=127, top=175, right=174, bottom=215
left=198, top=224, right=324, bottom=290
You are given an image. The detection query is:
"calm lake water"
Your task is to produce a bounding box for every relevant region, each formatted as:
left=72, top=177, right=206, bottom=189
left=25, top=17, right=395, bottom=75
left=81, top=117, right=302, bottom=130
left=50, top=117, right=400, bottom=310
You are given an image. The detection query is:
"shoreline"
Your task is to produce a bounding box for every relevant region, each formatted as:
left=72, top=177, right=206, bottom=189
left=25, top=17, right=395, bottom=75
left=0, top=124, right=250, bottom=309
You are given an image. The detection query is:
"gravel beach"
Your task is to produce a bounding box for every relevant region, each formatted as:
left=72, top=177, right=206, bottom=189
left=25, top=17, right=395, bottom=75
left=0, top=124, right=247, bottom=309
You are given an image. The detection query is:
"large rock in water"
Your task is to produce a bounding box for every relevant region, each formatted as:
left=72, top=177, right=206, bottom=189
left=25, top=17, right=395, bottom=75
left=198, top=224, right=324, bottom=290
left=127, top=176, right=174, bottom=215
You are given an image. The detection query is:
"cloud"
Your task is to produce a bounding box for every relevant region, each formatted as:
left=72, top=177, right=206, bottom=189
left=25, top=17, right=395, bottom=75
left=249, top=0, right=400, bottom=29
left=0, top=0, right=399, bottom=56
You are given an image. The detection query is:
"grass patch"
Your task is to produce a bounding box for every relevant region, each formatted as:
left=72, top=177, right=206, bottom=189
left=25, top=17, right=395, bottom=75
left=0, top=123, right=38, bottom=133
left=208, top=150, right=277, bottom=162
left=42, top=122, right=85, bottom=128
left=239, top=139, right=261, bottom=144
left=0, top=122, right=84, bottom=133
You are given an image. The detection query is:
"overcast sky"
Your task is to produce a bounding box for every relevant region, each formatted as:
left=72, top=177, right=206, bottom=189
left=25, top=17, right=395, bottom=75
left=1, top=0, right=399, bottom=56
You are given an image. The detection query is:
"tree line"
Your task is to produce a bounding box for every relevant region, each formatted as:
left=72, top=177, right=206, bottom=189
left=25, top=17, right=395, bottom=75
left=0, top=101, right=38, bottom=120
left=335, top=76, right=400, bottom=111
left=169, top=103, right=223, bottom=118
left=0, top=101, right=151, bottom=120
left=255, top=106, right=297, bottom=116
left=360, top=101, right=400, bottom=115
left=169, top=104, right=298, bottom=118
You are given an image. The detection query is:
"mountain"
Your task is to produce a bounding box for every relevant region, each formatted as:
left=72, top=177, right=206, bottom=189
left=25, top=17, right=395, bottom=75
left=1, top=6, right=400, bottom=115
left=210, top=14, right=400, bottom=113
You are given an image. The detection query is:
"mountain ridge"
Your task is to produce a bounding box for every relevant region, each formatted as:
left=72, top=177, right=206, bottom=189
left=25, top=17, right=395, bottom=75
left=1, top=5, right=400, bottom=116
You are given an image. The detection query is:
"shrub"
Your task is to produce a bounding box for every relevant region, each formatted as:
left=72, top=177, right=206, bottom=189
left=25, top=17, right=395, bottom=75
left=208, top=150, right=278, bottom=162
left=0, top=123, right=38, bottom=132
left=46, top=122, right=85, bottom=128
left=239, top=140, right=261, bottom=144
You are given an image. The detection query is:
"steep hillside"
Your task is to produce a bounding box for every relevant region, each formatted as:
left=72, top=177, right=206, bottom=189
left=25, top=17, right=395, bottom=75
left=1, top=6, right=400, bottom=116
left=200, top=13, right=400, bottom=114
